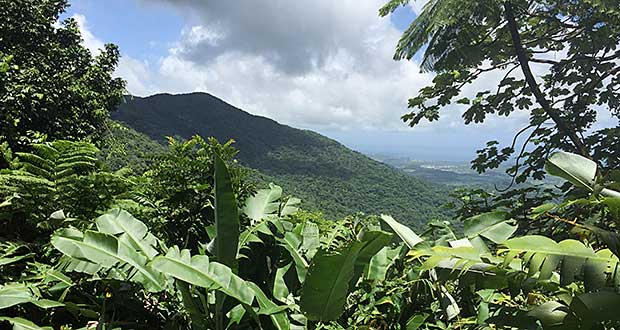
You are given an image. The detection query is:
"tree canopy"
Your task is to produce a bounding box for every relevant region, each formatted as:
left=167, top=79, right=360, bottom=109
left=2, top=0, right=620, bottom=329
left=381, top=0, right=620, bottom=183
left=0, top=0, right=125, bottom=158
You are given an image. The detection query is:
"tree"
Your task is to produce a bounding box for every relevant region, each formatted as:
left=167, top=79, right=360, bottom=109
left=380, top=0, right=620, bottom=183
left=135, top=136, right=255, bottom=252
left=0, top=0, right=125, bottom=162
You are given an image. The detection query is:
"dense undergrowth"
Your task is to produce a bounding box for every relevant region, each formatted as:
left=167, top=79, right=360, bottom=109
left=2, top=0, right=620, bottom=329
left=2, top=138, right=620, bottom=329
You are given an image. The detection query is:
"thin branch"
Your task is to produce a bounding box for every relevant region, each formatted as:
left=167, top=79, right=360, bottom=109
left=529, top=58, right=560, bottom=65
left=495, top=123, right=540, bottom=192
left=504, top=2, right=591, bottom=159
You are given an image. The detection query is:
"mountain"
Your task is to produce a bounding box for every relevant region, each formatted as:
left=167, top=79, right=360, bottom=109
left=111, top=92, right=451, bottom=228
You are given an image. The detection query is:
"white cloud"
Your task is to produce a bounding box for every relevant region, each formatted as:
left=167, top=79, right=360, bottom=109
left=115, top=57, right=157, bottom=96
left=72, top=14, right=105, bottom=54
left=72, top=3, right=565, bottom=137
left=115, top=0, right=445, bottom=131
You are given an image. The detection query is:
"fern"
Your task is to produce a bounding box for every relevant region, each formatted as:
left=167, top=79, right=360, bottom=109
left=0, top=140, right=131, bottom=234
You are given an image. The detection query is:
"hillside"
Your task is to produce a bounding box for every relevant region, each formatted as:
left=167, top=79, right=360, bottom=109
left=112, top=93, right=451, bottom=227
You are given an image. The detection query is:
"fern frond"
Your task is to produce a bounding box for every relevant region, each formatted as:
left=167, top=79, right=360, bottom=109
left=14, top=152, right=54, bottom=173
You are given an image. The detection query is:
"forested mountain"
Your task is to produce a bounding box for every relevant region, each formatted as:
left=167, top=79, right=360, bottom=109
left=111, top=93, right=450, bottom=227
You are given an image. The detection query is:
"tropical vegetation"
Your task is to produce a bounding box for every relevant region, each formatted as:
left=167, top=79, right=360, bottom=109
left=1, top=0, right=620, bottom=329
left=112, top=93, right=451, bottom=227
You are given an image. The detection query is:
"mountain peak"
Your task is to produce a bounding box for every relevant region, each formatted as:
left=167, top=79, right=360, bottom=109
left=112, top=92, right=450, bottom=227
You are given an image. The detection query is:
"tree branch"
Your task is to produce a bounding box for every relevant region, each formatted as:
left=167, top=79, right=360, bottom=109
left=529, top=58, right=560, bottom=65
left=503, top=2, right=591, bottom=159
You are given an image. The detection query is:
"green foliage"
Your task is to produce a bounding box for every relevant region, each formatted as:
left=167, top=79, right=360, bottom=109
left=113, top=93, right=452, bottom=228
left=99, top=120, right=166, bottom=173
left=0, top=140, right=132, bottom=240
left=381, top=0, right=620, bottom=185
left=132, top=135, right=254, bottom=252
left=243, top=183, right=301, bottom=223
left=39, top=160, right=395, bottom=329
left=2, top=141, right=620, bottom=329
left=3, top=0, right=620, bottom=329
left=380, top=214, right=423, bottom=249
left=301, top=243, right=364, bottom=322
left=397, top=152, right=620, bottom=329
left=546, top=151, right=620, bottom=198
left=0, top=0, right=125, bottom=155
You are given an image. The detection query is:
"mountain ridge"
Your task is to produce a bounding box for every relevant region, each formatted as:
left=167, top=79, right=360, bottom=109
left=111, top=92, right=451, bottom=227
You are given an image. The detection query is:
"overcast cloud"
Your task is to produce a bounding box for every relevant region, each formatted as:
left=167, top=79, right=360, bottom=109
left=69, top=0, right=617, bottom=159
left=93, top=0, right=477, bottom=132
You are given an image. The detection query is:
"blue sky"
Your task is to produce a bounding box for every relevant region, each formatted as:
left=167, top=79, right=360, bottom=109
left=63, top=0, right=524, bottom=161
left=64, top=1, right=182, bottom=61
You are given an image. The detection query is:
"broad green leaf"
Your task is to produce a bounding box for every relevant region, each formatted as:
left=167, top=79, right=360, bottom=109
left=545, top=151, right=597, bottom=191
left=479, top=221, right=517, bottom=244
left=406, top=313, right=429, bottom=330
left=96, top=208, right=159, bottom=259
left=57, top=255, right=101, bottom=275
left=43, top=269, right=73, bottom=296
left=237, top=220, right=272, bottom=258
left=243, top=183, right=283, bottom=222
left=247, top=282, right=291, bottom=330
left=273, top=263, right=292, bottom=303
left=0, top=317, right=53, bottom=330
left=226, top=304, right=246, bottom=329
left=30, top=299, right=63, bottom=309
left=366, top=246, right=402, bottom=281
left=0, top=284, right=32, bottom=309
left=278, top=232, right=308, bottom=283
left=503, top=236, right=618, bottom=287
left=301, top=222, right=319, bottom=259
left=280, top=197, right=300, bottom=217
left=571, top=291, right=620, bottom=321
left=214, top=154, right=240, bottom=272
left=354, top=231, right=393, bottom=279
left=300, top=242, right=364, bottom=321
left=527, top=301, right=569, bottom=327
left=150, top=246, right=254, bottom=305
left=464, top=211, right=516, bottom=243
left=52, top=229, right=165, bottom=292
left=464, top=211, right=508, bottom=236
left=380, top=215, right=423, bottom=249
left=504, top=236, right=599, bottom=259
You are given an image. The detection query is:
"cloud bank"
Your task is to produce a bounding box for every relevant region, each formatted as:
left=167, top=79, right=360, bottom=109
left=77, top=1, right=450, bottom=131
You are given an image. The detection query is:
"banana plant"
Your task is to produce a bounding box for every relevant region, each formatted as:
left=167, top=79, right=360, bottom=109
left=51, top=154, right=292, bottom=329
left=300, top=230, right=393, bottom=322
left=545, top=151, right=620, bottom=198
left=51, top=210, right=166, bottom=292
left=402, top=151, right=620, bottom=328
left=242, top=183, right=300, bottom=223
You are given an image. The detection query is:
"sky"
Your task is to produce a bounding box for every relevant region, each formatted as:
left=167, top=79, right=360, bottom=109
left=62, top=0, right=561, bottom=161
